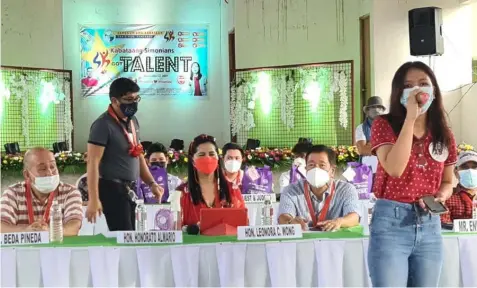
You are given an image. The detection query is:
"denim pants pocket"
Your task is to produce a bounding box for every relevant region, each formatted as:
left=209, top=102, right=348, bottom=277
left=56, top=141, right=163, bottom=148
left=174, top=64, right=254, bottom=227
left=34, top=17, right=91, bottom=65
left=367, top=200, right=444, bottom=287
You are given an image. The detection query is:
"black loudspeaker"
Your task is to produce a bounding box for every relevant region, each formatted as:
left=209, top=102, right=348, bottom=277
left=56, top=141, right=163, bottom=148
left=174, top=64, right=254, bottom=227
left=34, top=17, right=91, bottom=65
left=408, top=7, right=444, bottom=56
left=141, top=141, right=152, bottom=152
left=246, top=139, right=260, bottom=150
left=4, top=142, right=20, bottom=154
left=170, top=139, right=184, bottom=151
left=298, top=138, right=313, bottom=145
left=53, top=141, right=69, bottom=153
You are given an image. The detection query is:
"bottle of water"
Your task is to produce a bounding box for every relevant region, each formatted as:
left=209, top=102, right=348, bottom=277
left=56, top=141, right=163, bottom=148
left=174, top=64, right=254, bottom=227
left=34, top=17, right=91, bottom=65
left=135, top=200, right=148, bottom=231
left=261, top=195, right=273, bottom=226
left=472, top=199, right=477, bottom=219
left=49, top=200, right=63, bottom=243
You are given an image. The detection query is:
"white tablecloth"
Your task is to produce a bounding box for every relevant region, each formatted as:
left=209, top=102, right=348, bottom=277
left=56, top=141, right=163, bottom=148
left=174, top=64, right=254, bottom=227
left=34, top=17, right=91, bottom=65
left=79, top=203, right=281, bottom=235
left=1, top=236, right=476, bottom=287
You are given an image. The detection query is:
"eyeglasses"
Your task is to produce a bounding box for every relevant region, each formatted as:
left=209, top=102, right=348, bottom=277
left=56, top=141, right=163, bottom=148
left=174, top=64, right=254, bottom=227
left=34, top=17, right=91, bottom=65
left=414, top=142, right=428, bottom=170
left=120, top=96, right=141, bottom=104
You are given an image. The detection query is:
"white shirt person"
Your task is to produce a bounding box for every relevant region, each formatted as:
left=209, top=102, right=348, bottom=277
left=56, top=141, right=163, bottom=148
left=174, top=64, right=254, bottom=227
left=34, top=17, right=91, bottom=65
left=355, top=96, right=385, bottom=173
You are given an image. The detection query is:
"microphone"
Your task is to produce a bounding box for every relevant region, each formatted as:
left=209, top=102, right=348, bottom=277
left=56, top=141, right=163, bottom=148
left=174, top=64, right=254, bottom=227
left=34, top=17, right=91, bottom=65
left=183, top=224, right=200, bottom=235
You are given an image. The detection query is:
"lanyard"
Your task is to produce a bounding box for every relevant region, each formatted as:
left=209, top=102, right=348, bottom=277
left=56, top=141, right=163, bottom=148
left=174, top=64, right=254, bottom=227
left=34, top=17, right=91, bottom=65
left=24, top=181, right=56, bottom=224
left=304, top=181, right=335, bottom=227
left=107, top=105, right=143, bottom=157
left=232, top=170, right=242, bottom=188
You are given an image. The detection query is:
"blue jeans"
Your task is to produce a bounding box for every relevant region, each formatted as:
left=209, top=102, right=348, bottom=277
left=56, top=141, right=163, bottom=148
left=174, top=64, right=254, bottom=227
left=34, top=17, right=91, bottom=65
left=368, top=199, right=443, bottom=287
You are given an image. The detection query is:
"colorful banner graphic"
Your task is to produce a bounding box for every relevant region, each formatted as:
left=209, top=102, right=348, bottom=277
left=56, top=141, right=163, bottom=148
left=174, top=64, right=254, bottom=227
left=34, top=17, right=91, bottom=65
left=80, top=25, right=208, bottom=97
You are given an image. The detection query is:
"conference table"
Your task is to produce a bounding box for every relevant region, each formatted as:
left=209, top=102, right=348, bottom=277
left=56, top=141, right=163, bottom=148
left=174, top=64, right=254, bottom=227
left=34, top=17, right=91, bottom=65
left=79, top=202, right=282, bottom=235
left=79, top=200, right=372, bottom=235
left=1, top=228, right=476, bottom=287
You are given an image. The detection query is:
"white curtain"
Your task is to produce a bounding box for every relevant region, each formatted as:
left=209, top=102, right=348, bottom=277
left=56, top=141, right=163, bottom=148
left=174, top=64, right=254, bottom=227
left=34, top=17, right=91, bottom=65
left=136, top=246, right=175, bottom=287
left=170, top=245, right=200, bottom=287
left=459, top=237, right=477, bottom=287
left=40, top=248, right=71, bottom=287
left=314, top=240, right=346, bottom=287
left=88, top=247, right=120, bottom=287
left=266, top=242, right=297, bottom=287
left=1, top=248, right=16, bottom=287
left=216, top=243, right=247, bottom=287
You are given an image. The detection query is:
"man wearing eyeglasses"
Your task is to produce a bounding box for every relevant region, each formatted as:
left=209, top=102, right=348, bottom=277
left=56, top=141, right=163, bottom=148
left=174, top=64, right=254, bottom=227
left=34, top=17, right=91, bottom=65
left=85, top=78, right=163, bottom=231
left=278, top=145, right=361, bottom=232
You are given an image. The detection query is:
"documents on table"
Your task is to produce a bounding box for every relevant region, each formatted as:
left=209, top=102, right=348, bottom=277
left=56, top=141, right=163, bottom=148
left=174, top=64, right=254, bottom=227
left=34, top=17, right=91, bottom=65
left=1, top=231, right=49, bottom=246
left=237, top=224, right=302, bottom=240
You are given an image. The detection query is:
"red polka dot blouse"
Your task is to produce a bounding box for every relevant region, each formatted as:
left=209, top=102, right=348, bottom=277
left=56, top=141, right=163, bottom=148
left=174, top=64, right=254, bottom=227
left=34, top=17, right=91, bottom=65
left=371, top=116, right=457, bottom=203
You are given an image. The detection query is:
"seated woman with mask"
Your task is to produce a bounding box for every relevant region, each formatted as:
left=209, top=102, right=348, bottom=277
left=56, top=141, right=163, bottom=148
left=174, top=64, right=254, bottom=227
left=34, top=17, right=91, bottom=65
left=178, top=135, right=245, bottom=227
left=137, top=142, right=182, bottom=203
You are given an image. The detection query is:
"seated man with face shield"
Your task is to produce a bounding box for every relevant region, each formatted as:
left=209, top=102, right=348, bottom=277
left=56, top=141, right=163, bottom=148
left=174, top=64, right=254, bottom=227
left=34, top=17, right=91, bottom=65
left=278, top=145, right=360, bottom=231
left=441, top=151, right=477, bottom=224
left=0, top=147, right=83, bottom=235
left=279, top=142, right=312, bottom=194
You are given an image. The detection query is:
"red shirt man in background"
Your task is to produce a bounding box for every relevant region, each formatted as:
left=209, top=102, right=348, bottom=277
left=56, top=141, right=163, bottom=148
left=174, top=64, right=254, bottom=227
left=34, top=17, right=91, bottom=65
left=441, top=150, right=477, bottom=223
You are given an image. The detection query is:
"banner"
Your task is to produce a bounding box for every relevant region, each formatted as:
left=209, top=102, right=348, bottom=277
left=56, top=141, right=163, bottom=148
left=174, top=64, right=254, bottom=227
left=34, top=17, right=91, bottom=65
left=80, top=25, right=208, bottom=97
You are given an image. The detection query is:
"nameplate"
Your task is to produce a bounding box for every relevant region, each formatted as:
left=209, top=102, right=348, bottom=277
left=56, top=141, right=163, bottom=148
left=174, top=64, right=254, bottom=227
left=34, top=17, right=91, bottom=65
left=0, top=231, right=49, bottom=246
left=116, top=231, right=183, bottom=244
left=243, top=193, right=277, bottom=203
left=453, top=219, right=477, bottom=233
left=237, top=224, right=302, bottom=240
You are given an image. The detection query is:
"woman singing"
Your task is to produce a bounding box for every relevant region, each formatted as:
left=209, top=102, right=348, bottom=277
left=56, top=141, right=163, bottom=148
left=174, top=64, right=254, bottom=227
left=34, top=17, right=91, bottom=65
left=368, top=62, right=457, bottom=287
left=179, top=134, right=245, bottom=227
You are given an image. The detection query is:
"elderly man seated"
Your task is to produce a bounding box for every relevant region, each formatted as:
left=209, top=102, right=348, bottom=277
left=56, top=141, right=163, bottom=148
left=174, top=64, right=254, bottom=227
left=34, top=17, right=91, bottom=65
left=278, top=145, right=360, bottom=231
left=0, top=147, right=83, bottom=235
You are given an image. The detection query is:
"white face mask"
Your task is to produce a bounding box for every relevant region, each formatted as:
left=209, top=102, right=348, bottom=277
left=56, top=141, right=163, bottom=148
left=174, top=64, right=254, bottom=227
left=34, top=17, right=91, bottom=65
left=224, top=160, right=242, bottom=173
left=32, top=175, right=60, bottom=194
left=306, top=168, right=330, bottom=188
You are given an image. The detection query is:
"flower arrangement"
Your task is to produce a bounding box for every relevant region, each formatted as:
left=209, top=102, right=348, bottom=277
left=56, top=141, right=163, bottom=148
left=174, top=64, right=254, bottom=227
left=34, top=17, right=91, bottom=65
left=332, top=145, right=360, bottom=166
left=1, top=145, right=361, bottom=173
left=457, top=142, right=474, bottom=154
left=1, top=154, right=24, bottom=171
left=54, top=151, right=86, bottom=169
left=1, top=151, right=86, bottom=175
left=243, top=147, right=294, bottom=168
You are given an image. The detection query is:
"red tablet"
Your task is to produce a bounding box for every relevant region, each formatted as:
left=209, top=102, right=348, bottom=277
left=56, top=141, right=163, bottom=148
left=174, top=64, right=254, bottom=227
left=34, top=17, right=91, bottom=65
left=200, top=208, right=248, bottom=236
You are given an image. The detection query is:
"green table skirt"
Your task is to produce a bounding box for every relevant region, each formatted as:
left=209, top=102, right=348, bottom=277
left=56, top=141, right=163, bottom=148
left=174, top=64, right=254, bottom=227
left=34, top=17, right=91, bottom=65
left=3, top=226, right=475, bottom=248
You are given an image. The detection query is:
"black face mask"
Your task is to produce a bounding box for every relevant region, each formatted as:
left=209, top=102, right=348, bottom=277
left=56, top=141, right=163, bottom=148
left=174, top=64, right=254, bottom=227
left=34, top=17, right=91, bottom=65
left=151, top=161, right=166, bottom=168
left=119, top=102, right=138, bottom=118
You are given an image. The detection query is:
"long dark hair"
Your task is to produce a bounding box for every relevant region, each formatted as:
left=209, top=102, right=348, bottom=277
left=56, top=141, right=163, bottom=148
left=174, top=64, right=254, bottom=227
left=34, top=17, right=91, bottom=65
left=190, top=62, right=202, bottom=80
left=187, top=134, right=231, bottom=205
left=383, top=61, right=451, bottom=153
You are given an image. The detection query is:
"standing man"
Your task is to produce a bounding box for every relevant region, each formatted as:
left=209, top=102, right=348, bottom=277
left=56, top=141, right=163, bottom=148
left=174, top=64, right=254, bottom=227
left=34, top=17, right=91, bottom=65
left=86, top=78, right=163, bottom=231
left=354, top=96, right=385, bottom=173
